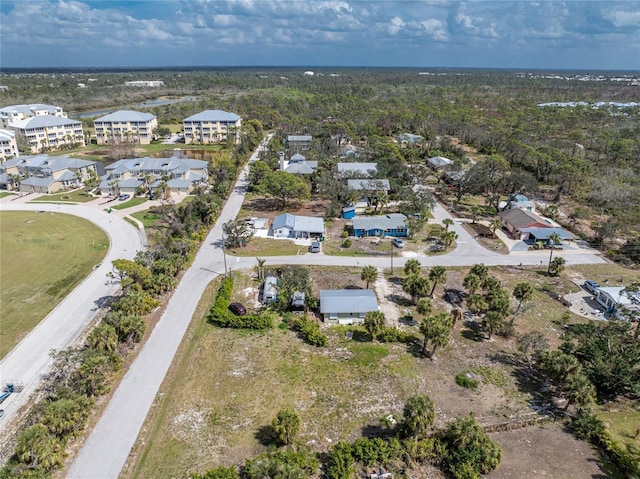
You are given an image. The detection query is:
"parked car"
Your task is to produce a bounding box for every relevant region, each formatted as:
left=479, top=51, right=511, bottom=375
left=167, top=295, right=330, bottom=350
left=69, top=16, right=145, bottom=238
left=392, top=238, right=405, bottom=248
left=228, top=302, right=247, bottom=316
left=118, top=194, right=130, bottom=201
left=310, top=241, right=321, bottom=253
left=584, top=280, right=600, bottom=294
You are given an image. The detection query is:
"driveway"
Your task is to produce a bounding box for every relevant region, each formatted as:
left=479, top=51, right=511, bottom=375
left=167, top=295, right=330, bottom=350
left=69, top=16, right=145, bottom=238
left=68, top=134, right=273, bottom=478
left=0, top=203, right=142, bottom=432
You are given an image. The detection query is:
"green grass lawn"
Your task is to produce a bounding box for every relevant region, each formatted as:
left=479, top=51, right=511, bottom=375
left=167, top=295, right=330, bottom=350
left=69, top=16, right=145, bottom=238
left=131, top=210, right=164, bottom=228
left=29, top=189, right=95, bottom=203
left=0, top=211, right=109, bottom=358
left=598, top=409, right=640, bottom=465
left=0, top=191, right=13, bottom=199
left=111, top=197, right=147, bottom=210
left=227, top=237, right=304, bottom=256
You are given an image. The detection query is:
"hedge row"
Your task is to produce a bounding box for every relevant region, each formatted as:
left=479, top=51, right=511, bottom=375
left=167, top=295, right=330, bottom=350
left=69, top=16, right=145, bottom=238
left=208, top=277, right=274, bottom=330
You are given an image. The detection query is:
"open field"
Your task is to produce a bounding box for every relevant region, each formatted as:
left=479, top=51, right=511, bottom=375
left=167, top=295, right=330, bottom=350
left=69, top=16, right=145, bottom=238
left=122, top=263, right=621, bottom=479
left=0, top=192, right=13, bottom=199
left=131, top=209, right=163, bottom=228
left=598, top=408, right=640, bottom=466
left=228, top=237, right=304, bottom=256
left=112, top=197, right=147, bottom=210
left=0, top=211, right=109, bottom=358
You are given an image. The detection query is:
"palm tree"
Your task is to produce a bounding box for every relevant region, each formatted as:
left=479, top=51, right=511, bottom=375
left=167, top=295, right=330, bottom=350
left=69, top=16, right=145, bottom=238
left=563, top=372, right=596, bottom=410
left=548, top=257, right=566, bottom=276
left=490, top=218, right=502, bottom=237
left=255, top=257, right=267, bottom=280
left=364, top=310, right=386, bottom=340
left=404, top=258, right=421, bottom=277
left=512, top=282, right=534, bottom=316
left=417, top=298, right=433, bottom=355
left=15, top=424, right=66, bottom=470
left=441, top=230, right=458, bottom=249
left=117, top=315, right=146, bottom=344
left=483, top=311, right=504, bottom=339
left=399, top=394, right=436, bottom=439
left=403, top=275, right=431, bottom=304
left=272, top=408, right=301, bottom=445
left=467, top=294, right=488, bottom=314
left=361, top=265, right=378, bottom=289
left=428, top=312, right=453, bottom=357
left=86, top=323, right=118, bottom=354
left=463, top=272, right=482, bottom=294
left=442, top=218, right=454, bottom=230
left=470, top=205, right=483, bottom=224
left=43, top=396, right=91, bottom=437
left=547, top=232, right=562, bottom=274
left=428, top=266, right=447, bottom=297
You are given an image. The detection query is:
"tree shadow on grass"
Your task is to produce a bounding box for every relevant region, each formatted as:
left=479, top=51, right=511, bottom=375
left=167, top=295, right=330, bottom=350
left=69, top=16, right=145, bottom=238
left=255, top=425, right=276, bottom=447
left=360, top=422, right=396, bottom=439
left=461, top=319, right=485, bottom=342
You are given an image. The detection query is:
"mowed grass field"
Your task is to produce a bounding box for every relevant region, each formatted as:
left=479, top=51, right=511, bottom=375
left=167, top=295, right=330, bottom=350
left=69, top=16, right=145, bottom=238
left=0, top=211, right=109, bottom=358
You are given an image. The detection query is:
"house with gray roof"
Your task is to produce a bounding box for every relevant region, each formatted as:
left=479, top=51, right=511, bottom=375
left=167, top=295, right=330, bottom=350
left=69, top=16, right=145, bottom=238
left=271, top=213, right=324, bottom=239
left=320, top=289, right=379, bottom=324
left=428, top=156, right=453, bottom=168
left=94, top=110, right=158, bottom=145
left=0, top=154, right=97, bottom=193
left=278, top=152, right=318, bottom=175
left=498, top=208, right=552, bottom=239
left=287, top=134, right=312, bottom=151
left=352, top=214, right=408, bottom=238
left=183, top=110, right=242, bottom=144
left=98, top=156, right=208, bottom=195
left=337, top=162, right=377, bottom=178
left=398, top=133, right=424, bottom=145
left=10, top=115, right=85, bottom=153
left=0, top=104, right=66, bottom=129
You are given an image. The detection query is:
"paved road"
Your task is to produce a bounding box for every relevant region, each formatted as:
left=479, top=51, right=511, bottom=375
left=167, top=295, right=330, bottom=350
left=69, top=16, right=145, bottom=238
left=68, top=135, right=273, bottom=478
left=0, top=203, right=142, bottom=432
left=69, top=131, right=603, bottom=477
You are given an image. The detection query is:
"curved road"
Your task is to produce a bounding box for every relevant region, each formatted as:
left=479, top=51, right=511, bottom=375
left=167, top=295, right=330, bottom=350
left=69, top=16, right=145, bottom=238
left=69, top=134, right=603, bottom=477
left=0, top=203, right=143, bottom=433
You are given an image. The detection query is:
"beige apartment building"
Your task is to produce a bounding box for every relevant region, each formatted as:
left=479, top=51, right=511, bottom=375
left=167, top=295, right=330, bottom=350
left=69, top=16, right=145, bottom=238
left=0, top=128, right=19, bottom=159
left=183, top=110, right=241, bottom=144
left=10, top=115, right=85, bottom=153
left=94, top=110, right=158, bottom=145
left=0, top=103, right=67, bottom=129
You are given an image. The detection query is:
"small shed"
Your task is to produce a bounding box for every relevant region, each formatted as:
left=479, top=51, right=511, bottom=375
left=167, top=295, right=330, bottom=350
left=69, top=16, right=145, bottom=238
left=342, top=206, right=356, bottom=219
left=263, top=276, right=278, bottom=304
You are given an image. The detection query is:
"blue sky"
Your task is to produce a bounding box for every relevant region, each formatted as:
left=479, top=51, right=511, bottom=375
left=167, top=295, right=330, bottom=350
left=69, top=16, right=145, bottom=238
left=1, top=0, right=639, bottom=70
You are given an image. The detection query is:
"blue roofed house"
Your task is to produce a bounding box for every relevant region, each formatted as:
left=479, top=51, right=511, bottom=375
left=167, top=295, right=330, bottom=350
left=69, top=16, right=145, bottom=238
left=183, top=110, right=241, bottom=144
left=271, top=213, right=325, bottom=239
left=352, top=214, right=408, bottom=238
left=320, top=289, right=379, bottom=324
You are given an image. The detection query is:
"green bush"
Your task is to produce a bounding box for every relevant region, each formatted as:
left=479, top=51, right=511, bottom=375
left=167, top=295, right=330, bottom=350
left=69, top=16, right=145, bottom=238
left=291, top=316, right=328, bottom=347
left=455, top=371, right=480, bottom=390
left=325, top=442, right=354, bottom=479
left=351, top=437, right=404, bottom=467
left=378, top=327, right=415, bottom=344
left=342, top=238, right=352, bottom=248
left=245, top=449, right=319, bottom=479
left=189, top=466, right=239, bottom=479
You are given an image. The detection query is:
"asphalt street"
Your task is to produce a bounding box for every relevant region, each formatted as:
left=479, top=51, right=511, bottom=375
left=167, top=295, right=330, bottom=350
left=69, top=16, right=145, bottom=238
left=0, top=203, right=142, bottom=432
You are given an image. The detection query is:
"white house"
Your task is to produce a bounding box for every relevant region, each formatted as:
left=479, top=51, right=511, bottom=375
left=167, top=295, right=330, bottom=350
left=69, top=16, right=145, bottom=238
left=10, top=115, right=84, bottom=153
left=183, top=110, right=241, bottom=144
left=0, top=129, right=19, bottom=159
left=320, top=289, right=379, bottom=324
left=278, top=152, right=318, bottom=175
left=428, top=156, right=453, bottom=168
left=594, top=286, right=640, bottom=320
left=94, top=110, right=158, bottom=145
left=271, top=213, right=324, bottom=239
left=0, top=103, right=67, bottom=129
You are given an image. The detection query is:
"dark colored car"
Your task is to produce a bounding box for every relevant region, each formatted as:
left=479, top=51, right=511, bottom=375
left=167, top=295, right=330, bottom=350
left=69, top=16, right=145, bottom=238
left=584, top=280, right=600, bottom=294
left=228, top=302, right=247, bottom=316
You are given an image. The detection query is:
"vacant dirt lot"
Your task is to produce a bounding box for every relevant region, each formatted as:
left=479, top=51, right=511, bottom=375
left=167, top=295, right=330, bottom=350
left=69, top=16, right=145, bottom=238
left=123, top=264, right=624, bottom=479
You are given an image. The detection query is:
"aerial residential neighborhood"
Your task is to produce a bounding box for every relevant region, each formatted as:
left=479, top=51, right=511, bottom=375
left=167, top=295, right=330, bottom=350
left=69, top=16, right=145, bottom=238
left=1, top=66, right=639, bottom=479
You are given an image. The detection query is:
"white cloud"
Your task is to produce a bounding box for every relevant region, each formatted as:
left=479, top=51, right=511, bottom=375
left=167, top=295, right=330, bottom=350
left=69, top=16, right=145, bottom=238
left=388, top=16, right=405, bottom=35
left=606, top=10, right=640, bottom=28
left=420, top=18, right=448, bottom=41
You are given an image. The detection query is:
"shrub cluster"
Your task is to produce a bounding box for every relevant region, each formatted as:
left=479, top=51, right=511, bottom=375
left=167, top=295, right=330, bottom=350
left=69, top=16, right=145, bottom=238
left=290, top=315, right=328, bottom=346
left=455, top=371, right=480, bottom=390
left=207, top=277, right=274, bottom=330
left=378, top=327, right=416, bottom=344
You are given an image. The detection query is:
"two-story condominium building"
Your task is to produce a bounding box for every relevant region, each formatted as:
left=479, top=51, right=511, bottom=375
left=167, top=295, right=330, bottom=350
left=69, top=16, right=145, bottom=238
left=98, top=156, right=209, bottom=195
left=94, top=110, right=158, bottom=145
left=0, top=104, right=67, bottom=129
left=0, top=129, right=19, bottom=160
left=10, top=115, right=84, bottom=153
left=183, top=110, right=241, bottom=145
left=0, top=154, right=97, bottom=193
